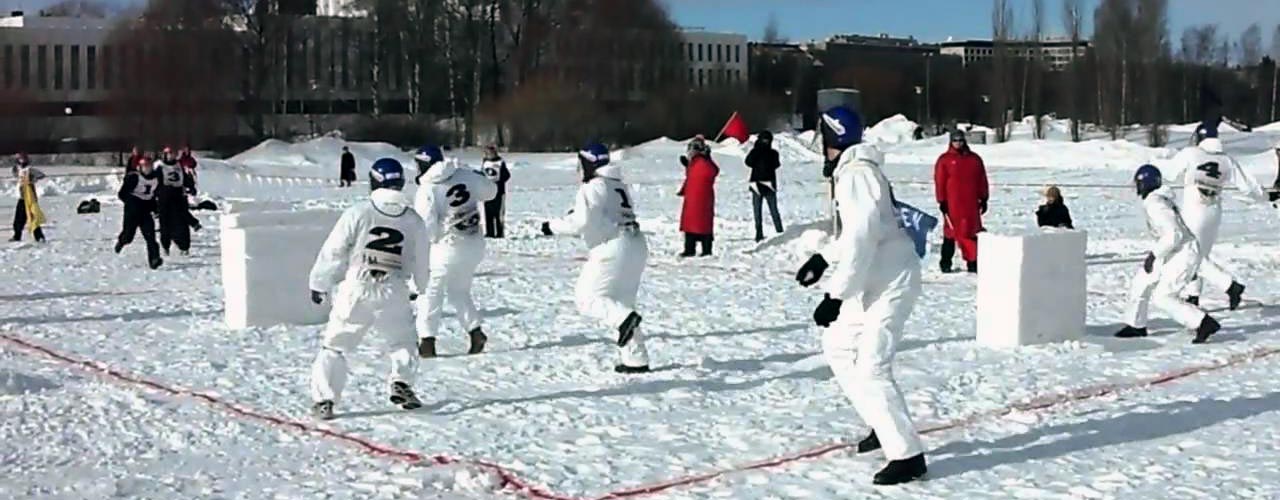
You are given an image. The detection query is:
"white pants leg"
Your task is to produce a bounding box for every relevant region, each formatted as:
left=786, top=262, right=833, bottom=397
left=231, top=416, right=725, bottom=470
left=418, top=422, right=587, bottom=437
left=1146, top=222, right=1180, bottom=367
left=821, top=260, right=924, bottom=461
left=421, top=237, right=486, bottom=339
left=1124, top=249, right=1207, bottom=329
left=311, top=280, right=418, bottom=403
left=1184, top=202, right=1226, bottom=297
left=575, top=234, right=650, bottom=367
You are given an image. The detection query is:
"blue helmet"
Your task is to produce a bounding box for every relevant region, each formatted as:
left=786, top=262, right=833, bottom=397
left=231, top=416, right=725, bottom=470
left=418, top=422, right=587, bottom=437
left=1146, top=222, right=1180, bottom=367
left=578, top=143, right=610, bottom=182
left=820, top=106, right=864, bottom=150
left=414, top=144, right=444, bottom=166
left=370, top=157, right=406, bottom=191
left=1134, top=164, right=1162, bottom=197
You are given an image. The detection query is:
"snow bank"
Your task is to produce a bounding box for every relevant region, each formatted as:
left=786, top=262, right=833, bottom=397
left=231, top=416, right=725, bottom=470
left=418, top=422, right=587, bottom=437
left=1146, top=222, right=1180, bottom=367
left=229, top=137, right=412, bottom=176
left=864, top=114, right=920, bottom=146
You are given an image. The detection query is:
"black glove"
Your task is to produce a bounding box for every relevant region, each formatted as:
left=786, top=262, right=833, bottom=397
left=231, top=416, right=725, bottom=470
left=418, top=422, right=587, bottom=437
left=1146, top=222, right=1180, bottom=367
left=1143, top=252, right=1156, bottom=273
left=939, top=202, right=949, bottom=215
left=1268, top=191, right=1279, bottom=202
left=796, top=254, right=829, bottom=287
left=409, top=293, right=419, bottom=302
left=310, top=290, right=326, bottom=305
left=680, top=156, right=689, bottom=167
left=813, top=294, right=843, bottom=327
left=979, top=198, right=988, bottom=214
left=540, top=221, right=553, bottom=236
left=822, top=159, right=837, bottom=178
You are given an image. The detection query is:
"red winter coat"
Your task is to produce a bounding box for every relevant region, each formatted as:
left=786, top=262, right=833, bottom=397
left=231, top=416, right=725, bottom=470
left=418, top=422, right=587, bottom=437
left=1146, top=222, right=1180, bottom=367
left=680, top=154, right=719, bottom=235
left=934, top=145, right=989, bottom=261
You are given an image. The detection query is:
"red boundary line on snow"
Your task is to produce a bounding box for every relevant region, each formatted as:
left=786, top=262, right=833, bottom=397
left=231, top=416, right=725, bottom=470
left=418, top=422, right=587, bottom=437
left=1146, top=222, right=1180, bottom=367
left=4, top=332, right=1279, bottom=500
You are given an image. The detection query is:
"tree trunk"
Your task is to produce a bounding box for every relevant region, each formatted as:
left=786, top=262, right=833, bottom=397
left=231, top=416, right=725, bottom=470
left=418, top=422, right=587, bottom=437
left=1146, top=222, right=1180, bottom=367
left=1272, top=64, right=1278, bottom=122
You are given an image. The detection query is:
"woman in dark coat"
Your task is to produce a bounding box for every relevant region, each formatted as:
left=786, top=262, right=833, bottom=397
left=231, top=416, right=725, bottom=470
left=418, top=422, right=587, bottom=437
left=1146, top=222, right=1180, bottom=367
left=745, top=131, right=783, bottom=242
left=1035, top=185, right=1074, bottom=229
left=679, top=137, right=718, bottom=257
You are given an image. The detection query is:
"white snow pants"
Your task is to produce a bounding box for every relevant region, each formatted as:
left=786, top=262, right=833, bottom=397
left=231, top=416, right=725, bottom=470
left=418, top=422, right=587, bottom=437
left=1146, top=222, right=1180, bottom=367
left=821, top=258, right=924, bottom=461
left=1182, top=200, right=1235, bottom=297
left=1124, top=247, right=1207, bottom=329
left=310, top=279, right=418, bottom=403
left=575, top=232, right=650, bottom=368
left=419, top=236, right=485, bottom=340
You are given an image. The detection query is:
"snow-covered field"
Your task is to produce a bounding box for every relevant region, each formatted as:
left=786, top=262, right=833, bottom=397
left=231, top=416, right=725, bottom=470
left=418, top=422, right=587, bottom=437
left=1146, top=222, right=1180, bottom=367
left=3, top=123, right=1280, bottom=499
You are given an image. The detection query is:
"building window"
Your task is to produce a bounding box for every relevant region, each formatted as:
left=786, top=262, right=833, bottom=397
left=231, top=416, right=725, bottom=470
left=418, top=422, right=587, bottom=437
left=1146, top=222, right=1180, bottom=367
left=70, top=45, right=80, bottom=90
left=101, top=46, right=111, bottom=89
left=86, top=46, right=96, bottom=90
left=20, top=45, right=29, bottom=88
left=687, top=43, right=693, bottom=62
left=698, top=68, right=704, bottom=87
left=2, top=45, right=11, bottom=89
left=716, top=44, right=722, bottom=63
left=697, top=44, right=703, bottom=62
left=53, top=45, right=64, bottom=90
left=37, top=45, right=48, bottom=89
left=735, top=45, right=741, bottom=63
left=688, top=68, right=693, bottom=85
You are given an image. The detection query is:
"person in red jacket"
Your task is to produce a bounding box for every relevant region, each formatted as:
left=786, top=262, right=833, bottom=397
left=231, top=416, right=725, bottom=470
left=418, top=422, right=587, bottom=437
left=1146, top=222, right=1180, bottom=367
left=679, top=136, right=719, bottom=257
left=934, top=130, right=989, bottom=273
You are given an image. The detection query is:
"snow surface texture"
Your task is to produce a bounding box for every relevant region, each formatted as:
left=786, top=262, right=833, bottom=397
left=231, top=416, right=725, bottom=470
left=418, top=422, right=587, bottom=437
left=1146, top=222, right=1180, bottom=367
left=3, top=125, right=1280, bottom=499
left=977, top=230, right=1088, bottom=348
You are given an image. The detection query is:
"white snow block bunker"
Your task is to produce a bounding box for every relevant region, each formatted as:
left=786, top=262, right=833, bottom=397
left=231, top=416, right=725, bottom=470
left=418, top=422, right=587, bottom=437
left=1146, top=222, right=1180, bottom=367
left=976, top=230, right=1088, bottom=348
left=221, top=208, right=341, bottom=329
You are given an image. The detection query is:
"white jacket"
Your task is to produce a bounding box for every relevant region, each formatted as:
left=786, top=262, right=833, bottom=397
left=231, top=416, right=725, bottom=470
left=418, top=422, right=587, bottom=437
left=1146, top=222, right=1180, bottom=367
left=549, top=164, right=642, bottom=249
left=1142, top=185, right=1198, bottom=263
left=413, top=160, right=498, bottom=243
left=1169, top=140, right=1266, bottom=206
left=820, top=144, right=917, bottom=300
left=309, top=188, right=432, bottom=294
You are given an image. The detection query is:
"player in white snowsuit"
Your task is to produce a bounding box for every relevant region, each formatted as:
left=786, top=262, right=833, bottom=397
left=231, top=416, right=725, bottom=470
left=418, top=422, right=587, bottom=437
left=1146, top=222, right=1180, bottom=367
left=1166, top=137, right=1268, bottom=308
left=412, top=146, right=498, bottom=358
left=1115, top=165, right=1220, bottom=343
left=541, top=143, right=651, bottom=373
left=795, top=107, right=926, bottom=486
left=307, top=158, right=431, bottom=420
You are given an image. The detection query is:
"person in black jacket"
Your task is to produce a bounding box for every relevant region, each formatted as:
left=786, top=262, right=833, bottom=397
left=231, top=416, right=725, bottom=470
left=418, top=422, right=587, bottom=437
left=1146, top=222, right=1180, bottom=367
left=1035, top=185, right=1074, bottom=229
left=115, top=161, right=163, bottom=269
left=153, top=148, right=196, bottom=256
left=339, top=146, right=357, bottom=188
left=745, top=131, right=784, bottom=242
left=480, top=145, right=511, bottom=238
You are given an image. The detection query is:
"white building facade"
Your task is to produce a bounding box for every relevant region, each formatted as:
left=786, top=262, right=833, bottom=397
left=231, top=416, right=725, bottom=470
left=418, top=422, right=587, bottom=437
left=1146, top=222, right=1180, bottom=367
left=679, top=30, right=748, bottom=89
left=940, top=38, right=1089, bottom=71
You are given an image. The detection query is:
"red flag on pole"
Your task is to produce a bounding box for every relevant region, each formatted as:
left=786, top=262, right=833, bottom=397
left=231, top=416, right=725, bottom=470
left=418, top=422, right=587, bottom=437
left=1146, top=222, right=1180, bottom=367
left=715, top=111, right=750, bottom=144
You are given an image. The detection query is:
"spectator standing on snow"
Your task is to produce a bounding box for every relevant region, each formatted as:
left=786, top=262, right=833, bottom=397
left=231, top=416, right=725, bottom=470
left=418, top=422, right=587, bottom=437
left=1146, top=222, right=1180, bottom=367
left=745, top=131, right=784, bottom=242
left=178, top=147, right=199, bottom=194
left=933, top=130, right=989, bottom=273
left=480, top=145, right=511, bottom=238
left=127, top=146, right=143, bottom=173
left=11, top=153, right=47, bottom=243
left=339, top=146, right=357, bottom=188
left=679, top=136, right=718, bottom=257
left=1035, top=185, right=1074, bottom=229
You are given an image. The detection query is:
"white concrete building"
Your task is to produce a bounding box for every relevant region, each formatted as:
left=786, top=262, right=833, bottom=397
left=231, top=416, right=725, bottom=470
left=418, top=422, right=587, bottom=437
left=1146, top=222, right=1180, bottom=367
left=940, top=38, right=1089, bottom=71
left=679, top=29, right=748, bottom=89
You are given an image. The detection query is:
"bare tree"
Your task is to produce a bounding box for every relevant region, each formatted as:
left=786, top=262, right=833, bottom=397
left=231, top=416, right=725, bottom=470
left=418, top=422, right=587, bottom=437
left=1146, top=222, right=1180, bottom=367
left=991, top=0, right=1015, bottom=142
left=1272, top=24, right=1280, bottom=121
left=39, top=0, right=110, bottom=17
left=1136, top=0, right=1169, bottom=146
left=1241, top=24, right=1263, bottom=66
left=1093, top=0, right=1133, bottom=138
left=1027, top=0, right=1046, bottom=139
left=1062, top=0, right=1084, bottom=141
left=763, top=12, right=785, bottom=44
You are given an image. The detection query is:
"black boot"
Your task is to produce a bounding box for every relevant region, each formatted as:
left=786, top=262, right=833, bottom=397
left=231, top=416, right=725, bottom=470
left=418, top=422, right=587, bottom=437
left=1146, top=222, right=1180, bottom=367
left=613, top=364, right=651, bottom=374
left=857, top=431, right=881, bottom=453
left=873, top=454, right=927, bottom=485
left=700, top=236, right=713, bottom=256
left=618, top=312, right=642, bottom=347
left=114, top=240, right=125, bottom=254
left=148, top=256, right=164, bottom=270
left=467, top=328, right=487, bottom=355
left=1193, top=315, right=1221, bottom=344
left=1226, top=282, right=1245, bottom=311
left=418, top=338, right=437, bottom=358
left=389, top=381, right=423, bottom=410
left=1114, top=325, right=1148, bottom=338
left=966, top=261, right=978, bottom=273
left=939, top=238, right=956, bottom=273
left=311, top=400, right=335, bottom=420
left=1186, top=296, right=1200, bottom=306
left=680, top=234, right=696, bottom=257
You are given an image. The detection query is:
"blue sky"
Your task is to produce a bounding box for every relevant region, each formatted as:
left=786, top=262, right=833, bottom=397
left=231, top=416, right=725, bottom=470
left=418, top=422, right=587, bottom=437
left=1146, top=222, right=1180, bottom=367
left=5, top=0, right=1279, bottom=49
left=664, top=0, right=1280, bottom=46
